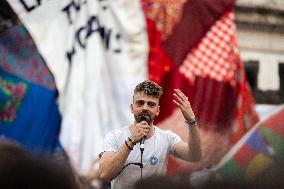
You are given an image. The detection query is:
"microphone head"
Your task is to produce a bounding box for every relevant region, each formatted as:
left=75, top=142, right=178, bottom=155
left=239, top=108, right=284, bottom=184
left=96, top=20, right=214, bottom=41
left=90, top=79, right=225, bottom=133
left=138, top=115, right=151, bottom=125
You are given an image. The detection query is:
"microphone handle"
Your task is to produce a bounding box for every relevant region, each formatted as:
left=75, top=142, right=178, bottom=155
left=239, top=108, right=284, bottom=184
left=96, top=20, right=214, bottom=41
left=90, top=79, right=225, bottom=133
left=140, top=137, right=146, bottom=149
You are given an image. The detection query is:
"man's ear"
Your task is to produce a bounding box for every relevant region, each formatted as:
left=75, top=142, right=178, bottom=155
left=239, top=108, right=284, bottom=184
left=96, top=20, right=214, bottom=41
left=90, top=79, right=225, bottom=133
left=130, top=104, right=134, bottom=113
left=156, top=106, right=160, bottom=116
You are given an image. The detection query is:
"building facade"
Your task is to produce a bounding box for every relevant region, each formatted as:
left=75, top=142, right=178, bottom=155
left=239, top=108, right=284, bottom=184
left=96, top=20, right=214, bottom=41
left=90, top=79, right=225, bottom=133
left=236, top=0, right=284, bottom=105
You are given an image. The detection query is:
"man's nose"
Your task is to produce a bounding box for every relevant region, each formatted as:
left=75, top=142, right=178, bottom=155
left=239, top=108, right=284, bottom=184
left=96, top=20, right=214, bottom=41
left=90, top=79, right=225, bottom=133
left=142, top=103, right=149, bottom=109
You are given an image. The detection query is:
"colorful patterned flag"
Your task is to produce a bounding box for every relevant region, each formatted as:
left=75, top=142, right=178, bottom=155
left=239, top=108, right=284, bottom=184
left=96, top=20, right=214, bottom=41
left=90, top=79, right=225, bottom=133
left=215, top=106, right=284, bottom=181
left=260, top=108, right=284, bottom=161
left=0, top=24, right=62, bottom=154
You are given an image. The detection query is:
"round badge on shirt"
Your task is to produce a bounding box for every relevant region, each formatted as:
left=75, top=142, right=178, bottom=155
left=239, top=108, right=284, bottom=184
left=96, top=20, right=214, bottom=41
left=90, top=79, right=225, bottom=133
left=149, top=156, right=158, bottom=165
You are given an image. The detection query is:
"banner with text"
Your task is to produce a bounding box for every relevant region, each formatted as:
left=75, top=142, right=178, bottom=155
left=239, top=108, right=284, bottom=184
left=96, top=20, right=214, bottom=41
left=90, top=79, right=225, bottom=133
left=7, top=0, right=148, bottom=173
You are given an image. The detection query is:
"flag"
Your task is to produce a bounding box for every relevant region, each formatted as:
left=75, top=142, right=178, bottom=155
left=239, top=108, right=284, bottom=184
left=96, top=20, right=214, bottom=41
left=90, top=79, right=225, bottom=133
left=0, top=23, right=62, bottom=154
left=6, top=0, right=259, bottom=176
left=141, top=0, right=258, bottom=174
left=215, top=105, right=284, bottom=181
left=260, top=107, right=284, bottom=161
left=7, top=0, right=149, bottom=174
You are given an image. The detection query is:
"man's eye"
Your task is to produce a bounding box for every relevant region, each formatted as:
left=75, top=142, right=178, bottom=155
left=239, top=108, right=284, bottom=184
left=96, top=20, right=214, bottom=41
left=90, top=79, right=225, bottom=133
left=136, top=101, right=144, bottom=106
left=147, top=102, right=156, bottom=107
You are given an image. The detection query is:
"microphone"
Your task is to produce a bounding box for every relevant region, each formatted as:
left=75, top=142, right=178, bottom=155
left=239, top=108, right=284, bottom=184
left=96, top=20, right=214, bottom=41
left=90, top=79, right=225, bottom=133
left=138, top=115, right=149, bottom=180
left=140, top=137, right=145, bottom=153
left=138, top=115, right=148, bottom=153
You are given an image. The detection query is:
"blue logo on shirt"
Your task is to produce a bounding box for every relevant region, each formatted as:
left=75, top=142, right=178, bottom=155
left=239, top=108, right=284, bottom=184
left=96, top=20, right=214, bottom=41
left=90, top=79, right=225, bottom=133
left=149, top=156, right=158, bottom=165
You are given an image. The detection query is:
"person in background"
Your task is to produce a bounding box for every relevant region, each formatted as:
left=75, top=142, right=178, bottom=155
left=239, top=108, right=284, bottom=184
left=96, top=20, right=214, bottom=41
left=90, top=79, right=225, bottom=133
left=0, top=139, right=80, bottom=189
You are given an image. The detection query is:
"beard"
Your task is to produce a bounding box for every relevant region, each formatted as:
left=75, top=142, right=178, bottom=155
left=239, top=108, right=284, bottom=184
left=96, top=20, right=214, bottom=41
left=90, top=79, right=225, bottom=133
left=134, top=110, right=156, bottom=125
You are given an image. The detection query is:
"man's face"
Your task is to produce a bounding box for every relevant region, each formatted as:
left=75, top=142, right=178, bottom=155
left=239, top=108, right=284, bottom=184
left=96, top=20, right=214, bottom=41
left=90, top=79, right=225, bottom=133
left=131, top=92, right=160, bottom=125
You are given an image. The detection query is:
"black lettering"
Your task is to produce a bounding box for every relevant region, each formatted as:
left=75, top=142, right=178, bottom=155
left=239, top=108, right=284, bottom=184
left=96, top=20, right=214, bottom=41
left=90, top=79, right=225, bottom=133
left=99, top=28, right=111, bottom=50
left=113, top=33, right=121, bottom=53
left=62, top=0, right=81, bottom=25
left=36, top=0, right=43, bottom=5
left=19, top=0, right=46, bottom=12
left=86, top=16, right=111, bottom=49
left=86, top=15, right=99, bottom=38
left=65, top=14, right=123, bottom=65
left=20, top=0, right=36, bottom=12
left=76, top=26, right=88, bottom=49
left=66, top=46, right=76, bottom=64
left=98, top=0, right=108, bottom=10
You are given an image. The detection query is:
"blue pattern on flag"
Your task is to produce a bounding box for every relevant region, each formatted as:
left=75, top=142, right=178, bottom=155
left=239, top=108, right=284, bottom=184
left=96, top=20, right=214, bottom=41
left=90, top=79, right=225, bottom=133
left=246, top=129, right=270, bottom=155
left=0, top=68, right=61, bottom=154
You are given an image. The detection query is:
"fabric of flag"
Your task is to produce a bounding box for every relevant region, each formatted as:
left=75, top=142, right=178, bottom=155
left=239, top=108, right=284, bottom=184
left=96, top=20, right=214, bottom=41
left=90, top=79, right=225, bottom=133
left=6, top=0, right=259, bottom=176
left=215, top=106, right=284, bottom=181
left=7, top=0, right=149, bottom=174
left=179, top=9, right=258, bottom=142
left=260, top=107, right=284, bottom=161
left=142, top=0, right=258, bottom=174
left=0, top=24, right=62, bottom=154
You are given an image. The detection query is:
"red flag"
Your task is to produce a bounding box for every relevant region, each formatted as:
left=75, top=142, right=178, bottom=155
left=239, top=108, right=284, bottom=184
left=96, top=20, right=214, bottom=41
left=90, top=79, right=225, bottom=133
left=142, top=0, right=258, bottom=174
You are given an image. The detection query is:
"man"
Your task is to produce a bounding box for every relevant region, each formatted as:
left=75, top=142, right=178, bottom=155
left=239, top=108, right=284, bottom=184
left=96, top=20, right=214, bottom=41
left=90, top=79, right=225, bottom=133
left=99, top=80, right=202, bottom=189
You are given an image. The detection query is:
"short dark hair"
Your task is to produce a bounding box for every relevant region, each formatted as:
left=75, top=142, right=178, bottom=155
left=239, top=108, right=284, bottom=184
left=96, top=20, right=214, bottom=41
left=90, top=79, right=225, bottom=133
left=0, top=140, right=80, bottom=189
left=134, top=80, right=163, bottom=99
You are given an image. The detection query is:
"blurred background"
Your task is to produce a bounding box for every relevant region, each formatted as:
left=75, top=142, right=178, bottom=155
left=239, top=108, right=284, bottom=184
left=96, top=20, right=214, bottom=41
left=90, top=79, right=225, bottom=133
left=0, top=0, right=283, bottom=188
left=236, top=0, right=284, bottom=118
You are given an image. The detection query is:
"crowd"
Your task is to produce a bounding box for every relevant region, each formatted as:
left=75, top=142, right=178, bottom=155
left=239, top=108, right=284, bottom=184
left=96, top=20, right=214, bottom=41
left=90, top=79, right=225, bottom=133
left=1, top=139, right=284, bottom=189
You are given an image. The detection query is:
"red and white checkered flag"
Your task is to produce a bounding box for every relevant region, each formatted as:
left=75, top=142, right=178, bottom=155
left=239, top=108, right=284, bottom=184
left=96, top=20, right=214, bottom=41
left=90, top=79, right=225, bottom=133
left=180, top=9, right=258, bottom=142
left=180, top=10, right=238, bottom=86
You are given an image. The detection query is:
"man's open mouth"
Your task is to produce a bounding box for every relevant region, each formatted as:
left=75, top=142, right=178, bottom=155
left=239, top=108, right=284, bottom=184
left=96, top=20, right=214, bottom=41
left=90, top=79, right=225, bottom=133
left=138, top=113, right=151, bottom=124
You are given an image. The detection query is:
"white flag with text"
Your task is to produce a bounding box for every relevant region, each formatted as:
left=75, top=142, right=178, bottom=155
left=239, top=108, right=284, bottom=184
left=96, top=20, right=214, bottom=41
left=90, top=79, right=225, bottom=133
left=7, top=0, right=148, bottom=174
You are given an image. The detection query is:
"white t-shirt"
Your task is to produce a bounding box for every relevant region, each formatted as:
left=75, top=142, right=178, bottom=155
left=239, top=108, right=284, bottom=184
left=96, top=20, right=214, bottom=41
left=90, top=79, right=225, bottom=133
left=102, top=125, right=182, bottom=189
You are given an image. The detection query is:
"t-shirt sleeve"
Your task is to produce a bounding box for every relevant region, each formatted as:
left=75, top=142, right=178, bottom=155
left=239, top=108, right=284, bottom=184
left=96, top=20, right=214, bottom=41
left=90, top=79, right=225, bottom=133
left=103, top=131, right=119, bottom=152
left=166, top=130, right=183, bottom=154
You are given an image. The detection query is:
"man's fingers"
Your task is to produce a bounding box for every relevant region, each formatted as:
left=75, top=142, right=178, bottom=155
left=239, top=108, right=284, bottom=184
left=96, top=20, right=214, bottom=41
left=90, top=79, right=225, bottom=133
left=173, top=100, right=181, bottom=108
left=173, top=93, right=183, bottom=104
left=173, top=94, right=188, bottom=107
left=139, top=128, right=149, bottom=132
left=174, top=89, right=185, bottom=98
left=141, top=131, right=148, bottom=137
left=138, top=124, right=150, bottom=129
left=138, top=126, right=150, bottom=134
left=174, top=89, right=188, bottom=103
left=173, top=89, right=195, bottom=120
left=136, top=128, right=149, bottom=139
